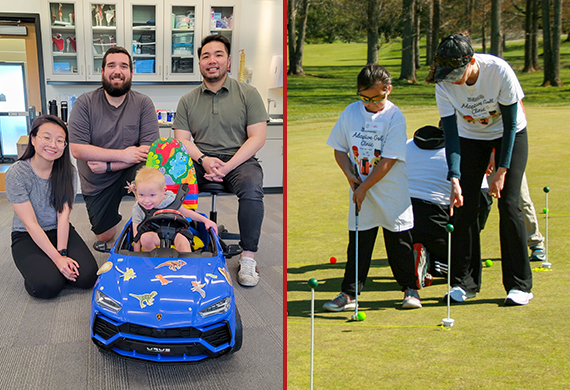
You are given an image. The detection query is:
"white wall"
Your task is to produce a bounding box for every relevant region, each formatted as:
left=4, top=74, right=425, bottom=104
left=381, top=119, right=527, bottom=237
left=4, top=0, right=283, bottom=115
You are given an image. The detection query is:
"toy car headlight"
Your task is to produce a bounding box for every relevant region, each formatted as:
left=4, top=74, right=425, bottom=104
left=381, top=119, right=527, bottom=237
left=199, top=297, right=231, bottom=318
left=95, top=290, right=122, bottom=313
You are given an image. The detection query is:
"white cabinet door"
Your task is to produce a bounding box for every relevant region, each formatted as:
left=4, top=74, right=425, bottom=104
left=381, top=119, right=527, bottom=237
left=256, top=125, right=283, bottom=189
left=83, top=1, right=125, bottom=80
left=163, top=0, right=203, bottom=81
left=125, top=0, right=164, bottom=81
left=43, top=1, right=87, bottom=81
left=202, top=0, right=240, bottom=78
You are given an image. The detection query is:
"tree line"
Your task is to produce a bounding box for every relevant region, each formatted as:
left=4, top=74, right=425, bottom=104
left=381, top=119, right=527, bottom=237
left=287, top=0, right=567, bottom=86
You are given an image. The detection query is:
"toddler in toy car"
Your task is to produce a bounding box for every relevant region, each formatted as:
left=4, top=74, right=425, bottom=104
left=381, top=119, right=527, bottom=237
left=131, top=166, right=217, bottom=252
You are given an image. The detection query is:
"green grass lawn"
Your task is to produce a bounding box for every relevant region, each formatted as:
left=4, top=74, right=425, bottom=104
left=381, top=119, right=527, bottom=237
left=287, top=41, right=570, bottom=389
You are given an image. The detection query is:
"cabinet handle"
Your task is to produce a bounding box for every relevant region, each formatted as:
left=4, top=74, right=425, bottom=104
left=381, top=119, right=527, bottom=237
left=158, top=65, right=161, bottom=76
left=80, top=65, right=84, bottom=75
left=165, top=65, right=169, bottom=77
left=87, top=65, right=91, bottom=78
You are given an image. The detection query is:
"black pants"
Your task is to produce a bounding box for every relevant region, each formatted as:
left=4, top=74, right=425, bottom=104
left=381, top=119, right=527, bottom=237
left=194, top=154, right=264, bottom=253
left=341, top=227, right=416, bottom=296
left=452, top=130, right=532, bottom=293
left=410, top=198, right=450, bottom=272
left=11, top=225, right=98, bottom=298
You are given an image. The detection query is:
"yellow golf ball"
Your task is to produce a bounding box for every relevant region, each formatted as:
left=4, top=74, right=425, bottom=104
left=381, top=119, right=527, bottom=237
left=357, top=311, right=366, bottom=321
left=485, top=259, right=493, bottom=267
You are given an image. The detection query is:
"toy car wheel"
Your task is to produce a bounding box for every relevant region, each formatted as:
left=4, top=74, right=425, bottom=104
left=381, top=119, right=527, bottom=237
left=232, top=306, right=243, bottom=353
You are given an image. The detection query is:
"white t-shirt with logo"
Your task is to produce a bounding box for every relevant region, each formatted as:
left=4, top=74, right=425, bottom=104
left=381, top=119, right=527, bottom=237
left=327, top=100, right=414, bottom=232
left=435, top=53, right=527, bottom=140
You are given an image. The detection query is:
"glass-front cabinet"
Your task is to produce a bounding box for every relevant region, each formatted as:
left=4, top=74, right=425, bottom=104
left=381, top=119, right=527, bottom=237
left=43, top=1, right=86, bottom=81
left=203, top=0, right=239, bottom=76
left=125, top=0, right=164, bottom=81
left=85, top=1, right=124, bottom=80
left=164, top=0, right=202, bottom=81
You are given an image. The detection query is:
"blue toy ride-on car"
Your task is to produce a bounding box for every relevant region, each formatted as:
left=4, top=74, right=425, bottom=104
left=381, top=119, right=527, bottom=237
left=90, top=209, right=243, bottom=363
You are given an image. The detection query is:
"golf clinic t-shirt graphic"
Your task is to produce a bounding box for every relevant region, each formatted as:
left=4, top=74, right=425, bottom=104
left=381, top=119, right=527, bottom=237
left=327, top=100, right=413, bottom=232
left=435, top=53, right=527, bottom=140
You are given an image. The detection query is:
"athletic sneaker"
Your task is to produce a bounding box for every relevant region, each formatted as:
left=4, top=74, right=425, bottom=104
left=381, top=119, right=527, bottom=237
left=413, top=243, right=432, bottom=289
left=530, top=246, right=546, bottom=262
left=237, top=256, right=260, bottom=287
left=323, top=292, right=356, bottom=312
left=443, top=286, right=476, bottom=303
left=505, top=289, right=533, bottom=306
left=402, top=288, right=422, bottom=309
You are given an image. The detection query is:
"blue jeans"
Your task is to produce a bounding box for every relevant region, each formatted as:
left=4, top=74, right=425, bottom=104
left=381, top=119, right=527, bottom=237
left=194, top=154, right=264, bottom=253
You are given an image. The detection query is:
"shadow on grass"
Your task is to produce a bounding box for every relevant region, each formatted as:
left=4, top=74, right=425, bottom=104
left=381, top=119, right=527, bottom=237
left=287, top=257, right=390, bottom=275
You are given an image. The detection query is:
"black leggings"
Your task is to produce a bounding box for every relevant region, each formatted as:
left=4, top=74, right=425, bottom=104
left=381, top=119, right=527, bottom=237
left=452, top=130, right=532, bottom=293
left=11, top=225, right=98, bottom=298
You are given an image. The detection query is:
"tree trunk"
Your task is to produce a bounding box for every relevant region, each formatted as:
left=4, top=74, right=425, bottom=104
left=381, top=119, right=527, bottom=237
left=490, top=0, right=502, bottom=56
left=523, top=0, right=535, bottom=71
left=541, top=0, right=554, bottom=85
left=425, top=0, right=433, bottom=66
left=430, top=0, right=440, bottom=62
left=400, top=0, right=417, bottom=82
left=531, top=0, right=540, bottom=69
left=414, top=0, right=421, bottom=69
left=366, top=0, right=380, bottom=65
left=482, top=18, right=487, bottom=53
left=551, top=0, right=563, bottom=85
left=287, top=0, right=310, bottom=76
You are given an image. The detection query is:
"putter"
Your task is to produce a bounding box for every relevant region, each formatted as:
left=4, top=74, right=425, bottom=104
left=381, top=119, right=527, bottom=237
left=542, top=186, right=551, bottom=269
left=442, top=224, right=455, bottom=328
left=351, top=164, right=360, bottom=321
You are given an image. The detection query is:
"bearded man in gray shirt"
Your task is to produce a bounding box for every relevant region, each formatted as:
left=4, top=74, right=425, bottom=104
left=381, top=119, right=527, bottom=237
left=68, top=47, right=159, bottom=249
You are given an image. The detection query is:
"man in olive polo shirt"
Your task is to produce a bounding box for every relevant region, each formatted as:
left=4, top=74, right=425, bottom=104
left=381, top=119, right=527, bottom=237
left=172, top=35, right=268, bottom=287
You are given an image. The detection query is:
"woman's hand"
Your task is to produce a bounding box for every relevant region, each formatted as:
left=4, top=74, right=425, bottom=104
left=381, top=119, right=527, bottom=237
left=489, top=167, right=507, bottom=199
left=54, top=255, right=79, bottom=282
left=450, top=177, right=464, bottom=216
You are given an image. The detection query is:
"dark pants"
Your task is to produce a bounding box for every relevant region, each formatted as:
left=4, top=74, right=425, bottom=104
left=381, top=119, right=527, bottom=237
left=84, top=162, right=143, bottom=235
left=452, top=130, right=532, bottom=293
left=194, top=154, right=264, bottom=253
left=410, top=198, right=450, bottom=272
left=341, top=227, right=416, bottom=296
left=11, top=225, right=98, bottom=298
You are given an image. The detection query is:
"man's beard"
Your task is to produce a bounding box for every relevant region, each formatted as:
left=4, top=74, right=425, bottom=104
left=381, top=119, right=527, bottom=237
left=200, top=67, right=227, bottom=84
left=102, top=76, right=132, bottom=97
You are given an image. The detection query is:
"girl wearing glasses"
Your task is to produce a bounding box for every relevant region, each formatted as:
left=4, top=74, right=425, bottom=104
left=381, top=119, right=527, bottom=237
left=431, top=33, right=532, bottom=306
left=324, top=64, right=424, bottom=312
left=6, top=115, right=97, bottom=298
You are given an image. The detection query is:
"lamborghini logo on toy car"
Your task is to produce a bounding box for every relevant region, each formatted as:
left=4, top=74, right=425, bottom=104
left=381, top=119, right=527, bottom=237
left=97, top=261, right=113, bottom=275
left=115, top=266, right=136, bottom=281
left=129, top=291, right=158, bottom=308
left=156, top=313, right=162, bottom=320
left=155, top=260, right=187, bottom=271
left=155, top=274, right=173, bottom=285
left=191, top=281, right=206, bottom=298
left=218, top=267, right=232, bottom=286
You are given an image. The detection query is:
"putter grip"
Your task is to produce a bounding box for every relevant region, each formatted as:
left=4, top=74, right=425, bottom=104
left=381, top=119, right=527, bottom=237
left=353, top=164, right=360, bottom=216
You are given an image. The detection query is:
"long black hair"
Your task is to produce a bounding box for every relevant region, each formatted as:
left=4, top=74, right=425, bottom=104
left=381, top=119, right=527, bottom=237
left=20, top=115, right=76, bottom=213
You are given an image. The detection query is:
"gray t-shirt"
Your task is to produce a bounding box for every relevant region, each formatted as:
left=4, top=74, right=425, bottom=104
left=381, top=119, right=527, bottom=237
left=6, top=160, right=77, bottom=232
left=68, top=87, right=159, bottom=196
left=172, top=76, right=268, bottom=155
left=131, top=190, right=177, bottom=224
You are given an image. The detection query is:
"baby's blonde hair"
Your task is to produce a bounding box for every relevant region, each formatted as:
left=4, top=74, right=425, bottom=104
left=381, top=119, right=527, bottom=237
left=134, top=166, right=165, bottom=190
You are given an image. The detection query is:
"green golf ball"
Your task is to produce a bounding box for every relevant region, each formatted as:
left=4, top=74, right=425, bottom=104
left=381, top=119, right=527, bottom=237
left=543, top=208, right=549, bottom=213
left=485, top=259, right=493, bottom=267
left=445, top=224, right=454, bottom=233
left=357, top=311, right=366, bottom=321
left=308, top=278, right=318, bottom=289
left=544, top=186, right=550, bottom=193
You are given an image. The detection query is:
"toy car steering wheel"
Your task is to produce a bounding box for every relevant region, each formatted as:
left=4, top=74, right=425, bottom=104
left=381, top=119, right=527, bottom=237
left=133, top=209, right=191, bottom=248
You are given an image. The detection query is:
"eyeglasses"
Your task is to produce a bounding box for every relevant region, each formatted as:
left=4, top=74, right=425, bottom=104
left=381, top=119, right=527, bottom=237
left=37, top=134, right=67, bottom=148
left=357, top=92, right=388, bottom=104
left=434, top=55, right=471, bottom=69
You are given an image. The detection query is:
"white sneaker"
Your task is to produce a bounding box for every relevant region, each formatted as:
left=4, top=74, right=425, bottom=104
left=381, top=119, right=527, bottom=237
left=505, top=289, right=533, bottom=306
left=443, top=286, right=476, bottom=303
left=238, top=257, right=260, bottom=287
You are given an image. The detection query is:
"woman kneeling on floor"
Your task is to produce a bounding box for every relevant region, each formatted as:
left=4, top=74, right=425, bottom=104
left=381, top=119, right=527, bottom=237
left=6, top=115, right=98, bottom=298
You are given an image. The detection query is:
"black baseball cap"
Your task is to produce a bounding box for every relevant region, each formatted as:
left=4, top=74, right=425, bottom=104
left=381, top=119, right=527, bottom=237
left=413, top=125, right=445, bottom=150
left=433, top=34, right=474, bottom=83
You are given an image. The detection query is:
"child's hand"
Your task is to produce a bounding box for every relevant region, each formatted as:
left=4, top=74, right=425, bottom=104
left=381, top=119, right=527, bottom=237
left=353, top=185, right=367, bottom=211
left=204, top=219, right=218, bottom=235
left=347, top=172, right=362, bottom=192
